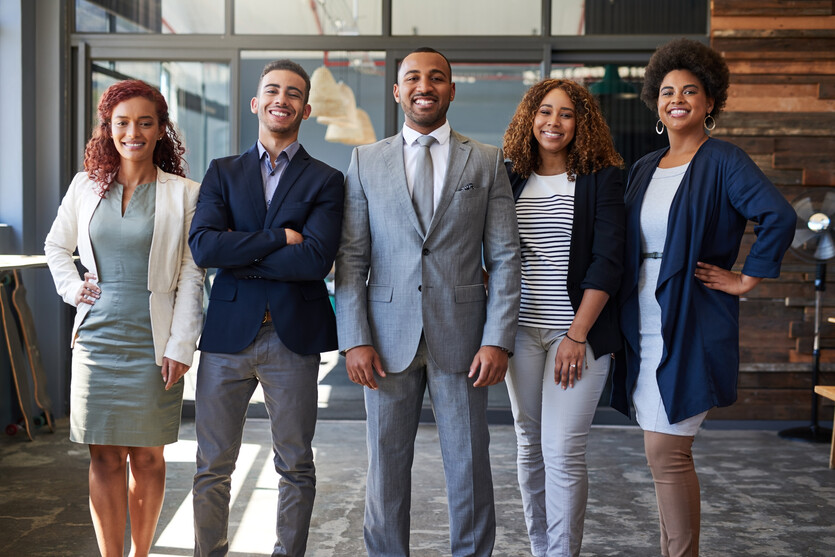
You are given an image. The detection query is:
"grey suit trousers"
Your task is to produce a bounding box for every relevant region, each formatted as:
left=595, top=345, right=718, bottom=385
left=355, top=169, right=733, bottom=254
left=363, top=337, right=496, bottom=557
left=192, top=324, right=320, bottom=557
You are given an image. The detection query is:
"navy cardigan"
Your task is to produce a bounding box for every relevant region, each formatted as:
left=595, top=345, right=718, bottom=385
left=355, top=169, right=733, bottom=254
left=612, top=138, right=796, bottom=423
left=506, top=163, right=625, bottom=357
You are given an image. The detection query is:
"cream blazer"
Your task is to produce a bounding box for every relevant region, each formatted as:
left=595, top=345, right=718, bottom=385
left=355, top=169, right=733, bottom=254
left=44, top=168, right=204, bottom=366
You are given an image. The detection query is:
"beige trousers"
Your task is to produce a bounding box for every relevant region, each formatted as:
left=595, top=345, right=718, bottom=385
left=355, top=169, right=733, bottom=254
left=644, top=431, right=701, bottom=557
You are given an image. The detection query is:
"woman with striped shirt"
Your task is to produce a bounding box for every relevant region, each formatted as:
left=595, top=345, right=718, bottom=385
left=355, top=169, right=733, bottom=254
left=502, top=79, right=625, bottom=557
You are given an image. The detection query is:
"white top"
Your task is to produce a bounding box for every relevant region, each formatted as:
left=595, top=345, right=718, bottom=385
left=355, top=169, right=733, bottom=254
left=634, top=162, right=707, bottom=435
left=402, top=121, right=451, bottom=211
left=516, top=171, right=575, bottom=328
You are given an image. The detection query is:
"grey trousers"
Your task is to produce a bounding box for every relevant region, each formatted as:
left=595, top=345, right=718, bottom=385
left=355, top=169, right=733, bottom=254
left=192, top=324, right=320, bottom=557
left=506, top=326, right=610, bottom=557
left=363, top=337, right=496, bottom=557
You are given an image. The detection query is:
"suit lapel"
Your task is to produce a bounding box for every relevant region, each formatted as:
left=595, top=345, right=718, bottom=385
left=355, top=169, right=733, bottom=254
left=383, top=133, right=425, bottom=237
left=264, top=146, right=311, bottom=227
left=240, top=145, right=268, bottom=225
left=427, top=130, right=471, bottom=238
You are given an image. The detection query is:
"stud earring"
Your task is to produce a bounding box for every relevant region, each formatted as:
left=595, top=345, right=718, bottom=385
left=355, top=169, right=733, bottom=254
left=655, top=119, right=665, bottom=135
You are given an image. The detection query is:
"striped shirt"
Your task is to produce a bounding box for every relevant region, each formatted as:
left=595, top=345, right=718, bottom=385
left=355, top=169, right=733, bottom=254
left=516, top=172, right=575, bottom=328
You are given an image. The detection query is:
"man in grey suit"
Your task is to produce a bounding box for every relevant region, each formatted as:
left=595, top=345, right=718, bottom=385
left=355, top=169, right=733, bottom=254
left=335, top=47, right=521, bottom=557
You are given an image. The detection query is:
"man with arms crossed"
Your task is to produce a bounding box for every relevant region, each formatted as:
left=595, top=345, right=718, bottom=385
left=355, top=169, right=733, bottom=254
left=335, top=47, right=521, bottom=557
left=189, top=60, right=344, bottom=557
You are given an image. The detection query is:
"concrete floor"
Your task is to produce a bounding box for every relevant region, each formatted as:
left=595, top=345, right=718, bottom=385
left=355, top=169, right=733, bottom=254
left=1, top=354, right=834, bottom=556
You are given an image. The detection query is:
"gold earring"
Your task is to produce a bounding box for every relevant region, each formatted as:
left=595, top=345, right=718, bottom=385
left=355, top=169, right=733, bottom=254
left=704, top=114, right=716, bottom=131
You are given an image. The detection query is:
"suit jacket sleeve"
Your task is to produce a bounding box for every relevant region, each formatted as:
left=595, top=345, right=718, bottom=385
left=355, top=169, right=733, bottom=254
left=233, top=167, right=345, bottom=281
left=334, top=147, right=374, bottom=351
left=724, top=151, right=795, bottom=278
left=480, top=147, right=521, bottom=349
left=163, top=180, right=205, bottom=365
left=580, top=167, right=625, bottom=296
left=188, top=158, right=288, bottom=269
left=44, top=174, right=86, bottom=306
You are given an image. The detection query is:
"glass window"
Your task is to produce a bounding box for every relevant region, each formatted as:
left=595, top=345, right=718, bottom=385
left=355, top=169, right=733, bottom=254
left=235, top=0, right=382, bottom=35
left=393, top=0, right=541, bottom=36
left=552, top=0, right=708, bottom=35
left=396, top=62, right=542, bottom=149
left=551, top=0, right=585, bottom=35
left=91, top=61, right=231, bottom=180
left=241, top=51, right=386, bottom=175
left=550, top=64, right=667, bottom=169
left=76, top=0, right=224, bottom=34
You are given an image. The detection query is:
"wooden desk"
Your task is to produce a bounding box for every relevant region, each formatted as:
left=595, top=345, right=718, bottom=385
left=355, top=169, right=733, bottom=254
left=814, top=385, right=835, bottom=469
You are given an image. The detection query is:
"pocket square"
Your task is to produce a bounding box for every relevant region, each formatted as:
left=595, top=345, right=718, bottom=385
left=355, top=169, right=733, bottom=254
left=457, top=183, right=476, bottom=191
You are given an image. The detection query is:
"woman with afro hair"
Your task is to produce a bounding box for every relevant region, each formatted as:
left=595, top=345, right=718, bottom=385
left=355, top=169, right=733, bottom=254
left=612, top=39, right=795, bottom=556
left=45, top=80, right=203, bottom=556
left=503, top=78, right=625, bottom=556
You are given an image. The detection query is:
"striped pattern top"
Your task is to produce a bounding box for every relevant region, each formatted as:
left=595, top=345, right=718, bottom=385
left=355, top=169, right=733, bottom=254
left=515, top=172, right=575, bottom=328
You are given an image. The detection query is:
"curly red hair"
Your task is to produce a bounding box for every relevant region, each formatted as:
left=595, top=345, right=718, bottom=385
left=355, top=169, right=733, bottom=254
left=503, top=79, right=623, bottom=180
left=84, top=79, right=186, bottom=196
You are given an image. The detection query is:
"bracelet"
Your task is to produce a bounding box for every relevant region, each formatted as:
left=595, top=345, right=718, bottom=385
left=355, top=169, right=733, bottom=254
left=565, top=334, right=586, bottom=345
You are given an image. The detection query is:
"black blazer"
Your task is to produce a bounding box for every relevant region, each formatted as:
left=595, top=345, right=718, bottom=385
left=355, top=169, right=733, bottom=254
left=506, top=163, right=625, bottom=356
left=189, top=143, right=344, bottom=355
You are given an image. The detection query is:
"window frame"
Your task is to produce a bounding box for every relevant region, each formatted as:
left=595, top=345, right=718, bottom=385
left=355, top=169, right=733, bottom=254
left=69, top=0, right=709, bottom=164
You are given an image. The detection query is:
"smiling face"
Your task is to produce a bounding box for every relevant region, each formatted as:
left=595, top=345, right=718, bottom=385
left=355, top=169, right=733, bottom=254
left=394, top=51, right=455, bottom=134
left=657, top=69, right=714, bottom=136
left=533, top=87, right=576, bottom=161
left=251, top=69, right=311, bottom=140
left=109, top=96, right=163, bottom=168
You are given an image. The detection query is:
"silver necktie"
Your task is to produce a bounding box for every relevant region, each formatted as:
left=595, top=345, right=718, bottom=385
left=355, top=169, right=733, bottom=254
left=413, top=135, right=437, bottom=233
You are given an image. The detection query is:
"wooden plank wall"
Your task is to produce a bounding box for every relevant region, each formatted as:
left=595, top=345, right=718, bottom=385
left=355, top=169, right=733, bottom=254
left=709, top=0, right=835, bottom=419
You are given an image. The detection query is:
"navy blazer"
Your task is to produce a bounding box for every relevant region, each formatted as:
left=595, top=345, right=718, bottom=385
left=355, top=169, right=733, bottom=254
left=507, top=163, right=625, bottom=356
left=612, top=138, right=795, bottom=423
left=189, top=143, right=344, bottom=355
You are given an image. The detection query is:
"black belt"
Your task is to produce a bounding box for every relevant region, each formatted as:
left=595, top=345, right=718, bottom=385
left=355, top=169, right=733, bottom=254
left=641, top=252, right=663, bottom=261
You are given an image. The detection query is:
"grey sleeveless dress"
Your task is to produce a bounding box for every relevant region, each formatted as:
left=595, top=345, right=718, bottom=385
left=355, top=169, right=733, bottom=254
left=70, top=182, right=183, bottom=446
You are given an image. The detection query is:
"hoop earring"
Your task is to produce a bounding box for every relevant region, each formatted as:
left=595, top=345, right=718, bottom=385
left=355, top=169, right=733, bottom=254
left=655, top=119, right=665, bottom=135
left=704, top=114, right=716, bottom=131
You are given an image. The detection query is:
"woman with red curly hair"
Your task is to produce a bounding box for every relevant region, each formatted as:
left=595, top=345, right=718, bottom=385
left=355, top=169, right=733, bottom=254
left=502, top=78, right=624, bottom=556
left=45, top=80, right=203, bottom=556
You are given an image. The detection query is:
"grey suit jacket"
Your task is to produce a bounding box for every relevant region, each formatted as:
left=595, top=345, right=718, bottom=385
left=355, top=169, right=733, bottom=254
left=335, top=129, right=521, bottom=373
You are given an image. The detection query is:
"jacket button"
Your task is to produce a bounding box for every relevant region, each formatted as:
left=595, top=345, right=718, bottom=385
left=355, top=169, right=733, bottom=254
left=418, top=285, right=422, bottom=292
left=422, top=248, right=430, bottom=256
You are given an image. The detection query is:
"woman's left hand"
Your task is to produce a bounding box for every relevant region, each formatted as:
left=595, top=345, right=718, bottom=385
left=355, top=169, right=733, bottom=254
left=161, top=357, right=190, bottom=390
left=554, top=336, right=585, bottom=389
left=695, top=262, right=762, bottom=296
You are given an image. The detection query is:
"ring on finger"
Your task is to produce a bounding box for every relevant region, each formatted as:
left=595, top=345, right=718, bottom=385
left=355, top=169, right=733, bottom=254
left=569, top=364, right=577, bottom=368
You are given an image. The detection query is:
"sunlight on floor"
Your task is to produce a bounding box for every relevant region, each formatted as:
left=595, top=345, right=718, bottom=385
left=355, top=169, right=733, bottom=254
left=150, top=349, right=336, bottom=557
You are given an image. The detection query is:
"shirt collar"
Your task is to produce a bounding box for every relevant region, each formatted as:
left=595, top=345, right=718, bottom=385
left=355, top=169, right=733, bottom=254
left=402, top=120, right=451, bottom=147
left=257, top=140, right=301, bottom=164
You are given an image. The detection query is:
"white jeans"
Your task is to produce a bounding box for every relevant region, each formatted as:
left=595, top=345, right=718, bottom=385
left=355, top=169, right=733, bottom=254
left=506, top=326, right=610, bottom=557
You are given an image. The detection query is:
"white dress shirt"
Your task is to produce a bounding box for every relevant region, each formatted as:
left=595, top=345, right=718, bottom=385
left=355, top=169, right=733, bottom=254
left=401, top=120, right=451, bottom=211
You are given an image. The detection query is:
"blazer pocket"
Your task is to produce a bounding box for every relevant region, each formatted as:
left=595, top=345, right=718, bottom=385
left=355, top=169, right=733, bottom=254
left=367, top=284, right=393, bottom=303
left=454, top=284, right=486, bottom=303
left=455, top=185, right=487, bottom=213
left=209, top=280, right=236, bottom=301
